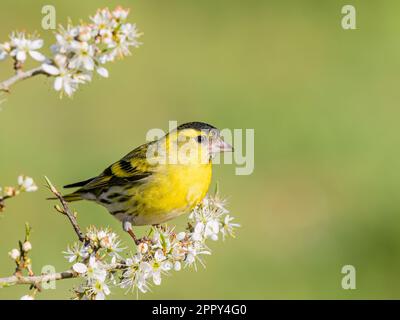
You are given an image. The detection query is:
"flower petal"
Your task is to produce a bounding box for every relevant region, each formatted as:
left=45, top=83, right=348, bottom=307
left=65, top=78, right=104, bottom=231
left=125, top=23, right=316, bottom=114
left=72, top=262, right=87, bottom=274
left=176, top=232, right=186, bottom=241
left=153, top=271, right=161, bottom=285
left=29, top=50, right=45, bottom=62
left=16, top=50, right=26, bottom=61
left=30, top=39, right=43, bottom=50
left=96, top=67, right=109, bottom=78
left=83, top=57, right=94, bottom=71
left=64, top=82, right=74, bottom=97
left=95, top=291, right=105, bottom=300
left=0, top=51, right=7, bottom=60
left=174, top=261, right=181, bottom=271
left=54, top=77, right=63, bottom=91
left=42, top=64, right=60, bottom=75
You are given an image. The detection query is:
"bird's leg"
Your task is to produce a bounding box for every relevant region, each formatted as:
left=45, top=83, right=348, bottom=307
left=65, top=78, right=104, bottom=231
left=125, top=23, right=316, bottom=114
left=128, top=230, right=141, bottom=246
left=123, top=221, right=141, bottom=245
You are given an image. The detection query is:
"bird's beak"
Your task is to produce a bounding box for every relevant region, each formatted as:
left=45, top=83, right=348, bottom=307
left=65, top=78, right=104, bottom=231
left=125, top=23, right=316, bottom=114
left=210, top=137, right=234, bottom=153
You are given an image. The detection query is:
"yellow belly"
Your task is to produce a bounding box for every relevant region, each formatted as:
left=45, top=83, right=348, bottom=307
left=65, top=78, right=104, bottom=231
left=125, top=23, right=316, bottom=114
left=129, top=162, right=212, bottom=225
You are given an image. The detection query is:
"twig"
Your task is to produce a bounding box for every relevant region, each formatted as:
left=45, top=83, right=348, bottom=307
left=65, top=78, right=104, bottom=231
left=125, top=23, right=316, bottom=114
left=0, top=178, right=87, bottom=291
left=0, top=193, right=18, bottom=213
left=0, top=270, right=77, bottom=287
left=0, top=179, right=86, bottom=290
left=0, top=66, right=48, bottom=93
left=44, top=177, right=86, bottom=243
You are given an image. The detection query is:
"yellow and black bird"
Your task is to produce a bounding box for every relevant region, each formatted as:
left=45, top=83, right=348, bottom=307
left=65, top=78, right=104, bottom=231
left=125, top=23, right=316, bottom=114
left=62, top=122, right=233, bottom=243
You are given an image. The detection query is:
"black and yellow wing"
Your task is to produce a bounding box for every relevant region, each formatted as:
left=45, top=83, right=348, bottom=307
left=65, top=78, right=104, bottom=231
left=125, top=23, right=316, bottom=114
left=62, top=142, right=154, bottom=201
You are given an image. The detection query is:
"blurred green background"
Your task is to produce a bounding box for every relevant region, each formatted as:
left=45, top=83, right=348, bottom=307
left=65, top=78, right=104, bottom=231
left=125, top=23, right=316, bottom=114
left=1, top=0, right=400, bottom=299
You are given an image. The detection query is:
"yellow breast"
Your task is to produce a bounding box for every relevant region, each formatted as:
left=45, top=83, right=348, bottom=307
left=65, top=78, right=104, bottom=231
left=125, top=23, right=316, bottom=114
left=131, top=162, right=212, bottom=225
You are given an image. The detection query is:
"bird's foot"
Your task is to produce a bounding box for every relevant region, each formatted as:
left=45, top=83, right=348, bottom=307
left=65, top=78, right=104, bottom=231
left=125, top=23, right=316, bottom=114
left=152, top=224, right=167, bottom=232
left=138, top=236, right=150, bottom=244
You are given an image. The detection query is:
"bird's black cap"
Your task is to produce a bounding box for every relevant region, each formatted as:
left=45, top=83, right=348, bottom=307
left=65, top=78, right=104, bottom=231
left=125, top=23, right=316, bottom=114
left=177, top=122, right=217, bottom=131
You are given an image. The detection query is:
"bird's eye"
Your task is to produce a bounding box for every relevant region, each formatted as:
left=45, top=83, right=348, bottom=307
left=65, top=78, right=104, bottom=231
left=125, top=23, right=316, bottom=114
left=196, top=135, right=205, bottom=143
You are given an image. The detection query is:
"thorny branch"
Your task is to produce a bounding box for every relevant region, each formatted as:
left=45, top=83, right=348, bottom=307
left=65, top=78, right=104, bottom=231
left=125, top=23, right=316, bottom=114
left=0, top=178, right=85, bottom=290
left=45, top=177, right=86, bottom=243
left=0, top=270, right=77, bottom=288
left=0, top=66, right=48, bottom=93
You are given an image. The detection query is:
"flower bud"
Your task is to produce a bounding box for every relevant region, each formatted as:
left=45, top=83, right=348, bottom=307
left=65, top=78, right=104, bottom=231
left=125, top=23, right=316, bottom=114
left=174, top=261, right=181, bottom=271
left=78, top=26, right=92, bottom=42
left=4, top=186, right=16, bottom=197
left=73, top=262, right=88, bottom=274
left=176, top=232, right=186, bottom=241
left=137, top=242, right=148, bottom=254
left=22, top=241, right=32, bottom=252
left=8, top=248, right=20, bottom=260
left=3, top=42, right=11, bottom=52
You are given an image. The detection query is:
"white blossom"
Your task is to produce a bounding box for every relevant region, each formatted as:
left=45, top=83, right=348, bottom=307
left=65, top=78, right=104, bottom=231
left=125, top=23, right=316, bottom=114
left=90, top=9, right=114, bottom=31
left=204, top=220, right=220, bottom=241
left=0, top=42, right=10, bottom=60
left=51, top=24, right=78, bottom=54
left=0, top=7, right=142, bottom=98
left=64, top=192, right=238, bottom=299
left=73, top=262, right=88, bottom=274
left=43, top=54, right=90, bottom=97
left=17, top=175, right=38, bottom=192
left=176, top=232, right=186, bottom=241
left=96, top=67, right=109, bottom=78
left=22, top=241, right=32, bottom=252
left=112, top=6, right=130, bottom=21
left=68, top=41, right=95, bottom=71
left=184, top=241, right=211, bottom=269
left=63, top=242, right=89, bottom=263
left=77, top=25, right=92, bottom=42
left=91, top=280, right=110, bottom=300
left=8, top=248, right=20, bottom=260
left=192, top=222, right=204, bottom=241
left=120, top=257, right=151, bottom=294
left=220, top=215, right=240, bottom=240
left=99, top=230, right=124, bottom=254
left=9, top=32, right=45, bottom=62
left=174, top=261, right=182, bottom=271
left=137, top=242, right=148, bottom=254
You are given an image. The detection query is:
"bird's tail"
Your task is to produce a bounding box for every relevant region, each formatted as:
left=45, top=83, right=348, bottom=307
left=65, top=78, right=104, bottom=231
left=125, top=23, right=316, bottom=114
left=47, top=191, right=83, bottom=202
